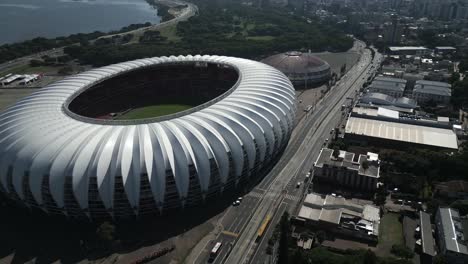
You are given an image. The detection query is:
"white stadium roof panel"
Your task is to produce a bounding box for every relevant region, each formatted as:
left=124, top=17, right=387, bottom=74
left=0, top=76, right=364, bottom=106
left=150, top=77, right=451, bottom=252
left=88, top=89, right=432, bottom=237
left=0, top=55, right=297, bottom=219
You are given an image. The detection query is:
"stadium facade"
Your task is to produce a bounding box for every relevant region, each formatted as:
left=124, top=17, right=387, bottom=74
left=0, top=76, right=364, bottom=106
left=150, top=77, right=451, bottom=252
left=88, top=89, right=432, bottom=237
left=0, top=55, right=296, bottom=220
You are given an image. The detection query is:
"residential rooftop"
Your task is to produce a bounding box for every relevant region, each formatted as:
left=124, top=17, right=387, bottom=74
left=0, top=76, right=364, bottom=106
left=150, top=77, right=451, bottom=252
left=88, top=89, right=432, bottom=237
left=314, top=148, right=380, bottom=178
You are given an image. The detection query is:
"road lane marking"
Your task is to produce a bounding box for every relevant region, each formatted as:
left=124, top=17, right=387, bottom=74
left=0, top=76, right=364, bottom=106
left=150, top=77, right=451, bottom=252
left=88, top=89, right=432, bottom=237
left=222, top=231, right=239, bottom=238
left=225, top=46, right=376, bottom=264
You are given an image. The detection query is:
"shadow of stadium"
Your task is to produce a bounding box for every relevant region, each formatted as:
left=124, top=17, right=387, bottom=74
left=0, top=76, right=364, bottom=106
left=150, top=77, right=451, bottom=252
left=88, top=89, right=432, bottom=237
left=0, top=170, right=274, bottom=264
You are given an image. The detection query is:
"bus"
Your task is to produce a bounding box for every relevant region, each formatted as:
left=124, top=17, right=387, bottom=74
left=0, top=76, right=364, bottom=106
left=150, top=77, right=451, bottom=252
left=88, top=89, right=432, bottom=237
left=209, top=242, right=222, bottom=262
left=257, top=214, right=272, bottom=239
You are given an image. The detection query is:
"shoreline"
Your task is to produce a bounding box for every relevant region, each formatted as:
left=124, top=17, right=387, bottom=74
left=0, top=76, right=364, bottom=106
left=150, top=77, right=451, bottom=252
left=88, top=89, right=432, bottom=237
left=0, top=0, right=160, bottom=46
left=97, top=0, right=197, bottom=41
left=0, top=0, right=197, bottom=74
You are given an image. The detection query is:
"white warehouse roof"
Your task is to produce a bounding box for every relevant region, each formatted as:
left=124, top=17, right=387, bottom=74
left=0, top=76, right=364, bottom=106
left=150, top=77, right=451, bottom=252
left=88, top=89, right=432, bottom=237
left=345, top=117, right=458, bottom=149
left=389, top=46, right=428, bottom=51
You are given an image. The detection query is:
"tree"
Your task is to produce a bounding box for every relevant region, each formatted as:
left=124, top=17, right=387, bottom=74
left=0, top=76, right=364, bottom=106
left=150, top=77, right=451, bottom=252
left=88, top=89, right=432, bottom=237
left=433, top=254, right=448, bottom=264
left=29, top=59, right=44, bottom=67
left=277, top=212, right=290, bottom=264
left=291, top=249, right=304, bottom=264
left=332, top=147, right=340, bottom=159
left=426, top=199, right=440, bottom=216
left=363, top=249, right=377, bottom=264
left=391, top=244, right=414, bottom=259
left=96, top=222, right=116, bottom=248
left=340, top=63, right=347, bottom=75
left=315, top=230, right=326, bottom=244
left=58, top=66, right=74, bottom=75
left=374, top=187, right=387, bottom=206
left=362, top=160, right=370, bottom=170
left=459, top=59, right=468, bottom=73
left=449, top=72, right=460, bottom=84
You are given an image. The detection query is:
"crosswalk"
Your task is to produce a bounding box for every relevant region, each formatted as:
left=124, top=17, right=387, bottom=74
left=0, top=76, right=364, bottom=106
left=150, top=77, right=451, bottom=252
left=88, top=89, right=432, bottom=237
left=247, top=191, right=263, bottom=199
left=284, top=194, right=300, bottom=202
left=247, top=190, right=301, bottom=202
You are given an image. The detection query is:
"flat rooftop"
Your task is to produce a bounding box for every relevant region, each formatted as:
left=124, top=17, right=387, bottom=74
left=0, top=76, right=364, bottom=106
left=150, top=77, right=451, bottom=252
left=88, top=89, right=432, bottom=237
left=420, top=211, right=436, bottom=256
left=369, top=77, right=406, bottom=92
left=435, top=46, right=456, bottom=50
left=298, top=193, right=380, bottom=235
left=413, top=80, right=451, bottom=97
left=389, top=46, right=428, bottom=51
left=438, top=208, right=468, bottom=255
left=315, top=148, right=380, bottom=178
left=345, top=117, right=458, bottom=149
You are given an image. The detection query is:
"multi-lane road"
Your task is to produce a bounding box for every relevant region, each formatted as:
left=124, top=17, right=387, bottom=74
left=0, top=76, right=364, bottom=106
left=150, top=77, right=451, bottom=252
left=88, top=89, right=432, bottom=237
left=192, top=41, right=382, bottom=264
left=99, top=0, right=198, bottom=41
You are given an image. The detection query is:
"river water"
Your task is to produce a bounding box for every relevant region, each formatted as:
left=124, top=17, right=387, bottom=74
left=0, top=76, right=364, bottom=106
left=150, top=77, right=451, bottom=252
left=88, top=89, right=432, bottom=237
left=0, top=0, right=161, bottom=45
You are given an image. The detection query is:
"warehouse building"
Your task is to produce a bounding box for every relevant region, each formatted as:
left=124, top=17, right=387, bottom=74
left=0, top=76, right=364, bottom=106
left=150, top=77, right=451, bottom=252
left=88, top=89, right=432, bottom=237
left=360, top=92, right=417, bottom=112
left=313, top=148, right=380, bottom=191
left=412, top=80, right=451, bottom=105
left=388, top=46, right=430, bottom=56
left=345, top=116, right=458, bottom=150
left=435, top=208, right=468, bottom=264
left=296, top=193, right=380, bottom=240
left=367, top=76, right=407, bottom=98
left=418, top=211, right=437, bottom=262
left=345, top=106, right=458, bottom=150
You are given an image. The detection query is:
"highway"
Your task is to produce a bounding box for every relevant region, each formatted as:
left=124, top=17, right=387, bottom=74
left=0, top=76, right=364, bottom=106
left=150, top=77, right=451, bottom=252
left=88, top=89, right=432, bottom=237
left=99, top=0, right=198, bottom=41
left=191, top=41, right=382, bottom=264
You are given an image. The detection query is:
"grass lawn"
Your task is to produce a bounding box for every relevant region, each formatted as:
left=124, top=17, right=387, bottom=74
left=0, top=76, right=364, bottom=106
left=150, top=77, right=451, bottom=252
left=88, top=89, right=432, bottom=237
left=246, top=36, right=275, bottom=41
left=117, top=104, right=192, bottom=120
left=158, top=24, right=181, bottom=42
left=0, top=64, right=59, bottom=76
left=376, top=213, right=404, bottom=257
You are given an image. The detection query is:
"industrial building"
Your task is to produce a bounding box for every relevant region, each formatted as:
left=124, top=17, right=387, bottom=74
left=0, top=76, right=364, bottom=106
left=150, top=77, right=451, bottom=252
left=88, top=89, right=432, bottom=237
left=360, top=92, right=417, bottom=111
left=435, top=208, right=468, bottom=264
left=367, top=76, right=407, bottom=98
left=313, top=148, right=380, bottom=191
left=0, top=55, right=297, bottom=220
left=435, top=46, right=457, bottom=54
left=345, top=106, right=458, bottom=150
left=296, top=193, right=380, bottom=240
left=460, top=108, right=468, bottom=131
left=261, top=51, right=331, bottom=89
left=388, top=46, right=430, bottom=56
left=412, top=80, right=452, bottom=105
left=417, top=211, right=437, bottom=262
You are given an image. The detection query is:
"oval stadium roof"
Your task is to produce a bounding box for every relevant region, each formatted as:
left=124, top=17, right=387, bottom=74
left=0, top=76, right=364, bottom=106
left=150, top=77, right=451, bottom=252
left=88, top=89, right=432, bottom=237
left=261, top=51, right=330, bottom=75
left=0, top=55, right=297, bottom=219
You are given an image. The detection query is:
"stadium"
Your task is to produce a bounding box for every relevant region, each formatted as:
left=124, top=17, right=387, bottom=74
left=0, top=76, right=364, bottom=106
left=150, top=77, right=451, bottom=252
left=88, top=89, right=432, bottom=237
left=0, top=55, right=296, bottom=220
left=262, top=51, right=332, bottom=89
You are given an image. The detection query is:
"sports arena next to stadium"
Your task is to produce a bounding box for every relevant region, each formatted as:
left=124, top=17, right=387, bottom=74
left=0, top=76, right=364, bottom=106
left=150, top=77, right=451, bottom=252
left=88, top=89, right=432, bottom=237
left=262, top=51, right=331, bottom=89
left=0, top=55, right=296, bottom=220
